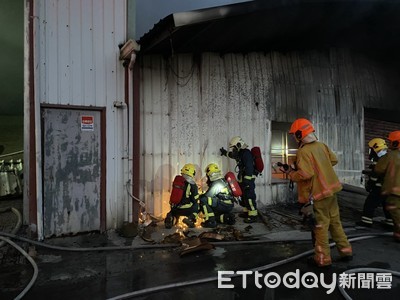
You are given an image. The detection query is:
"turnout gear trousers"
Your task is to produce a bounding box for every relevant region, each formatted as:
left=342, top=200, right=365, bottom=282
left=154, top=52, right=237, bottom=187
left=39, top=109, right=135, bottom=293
left=312, top=194, right=352, bottom=266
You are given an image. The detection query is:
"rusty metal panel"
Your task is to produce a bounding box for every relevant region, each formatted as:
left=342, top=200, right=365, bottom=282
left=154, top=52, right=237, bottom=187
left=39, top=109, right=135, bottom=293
left=140, top=49, right=400, bottom=217
left=42, top=108, right=101, bottom=237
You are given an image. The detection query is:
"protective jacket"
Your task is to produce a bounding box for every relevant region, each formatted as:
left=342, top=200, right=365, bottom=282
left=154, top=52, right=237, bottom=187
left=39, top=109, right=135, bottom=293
left=374, top=149, right=400, bottom=196
left=289, top=141, right=342, bottom=203
left=236, top=148, right=257, bottom=183
left=203, top=178, right=234, bottom=206
left=174, top=175, right=200, bottom=209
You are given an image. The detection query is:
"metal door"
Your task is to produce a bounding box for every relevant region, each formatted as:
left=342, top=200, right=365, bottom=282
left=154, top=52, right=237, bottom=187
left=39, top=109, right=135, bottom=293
left=42, top=108, right=102, bottom=237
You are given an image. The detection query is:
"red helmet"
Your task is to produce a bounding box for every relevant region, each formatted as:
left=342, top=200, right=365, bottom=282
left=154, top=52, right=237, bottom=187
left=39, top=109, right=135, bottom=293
left=289, top=118, right=315, bottom=140
left=388, top=131, right=400, bottom=149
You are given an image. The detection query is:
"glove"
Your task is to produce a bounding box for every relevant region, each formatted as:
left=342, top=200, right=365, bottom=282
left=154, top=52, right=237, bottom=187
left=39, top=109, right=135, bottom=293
left=300, top=201, right=317, bottom=229
left=220, top=147, right=228, bottom=156
left=217, top=193, right=234, bottom=201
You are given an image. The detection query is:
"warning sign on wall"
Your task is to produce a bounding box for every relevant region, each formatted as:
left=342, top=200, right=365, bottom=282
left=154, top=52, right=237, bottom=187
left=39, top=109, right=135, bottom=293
left=81, top=115, right=94, bottom=131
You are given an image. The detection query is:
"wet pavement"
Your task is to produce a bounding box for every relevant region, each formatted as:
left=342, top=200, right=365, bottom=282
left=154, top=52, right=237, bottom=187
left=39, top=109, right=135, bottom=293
left=1, top=190, right=400, bottom=300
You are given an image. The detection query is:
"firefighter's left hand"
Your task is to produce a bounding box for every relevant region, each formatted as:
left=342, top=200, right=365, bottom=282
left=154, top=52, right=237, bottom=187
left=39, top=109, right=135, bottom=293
left=220, top=147, right=228, bottom=156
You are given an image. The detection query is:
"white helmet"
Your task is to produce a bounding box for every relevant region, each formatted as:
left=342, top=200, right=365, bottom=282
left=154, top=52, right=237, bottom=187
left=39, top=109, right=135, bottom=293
left=229, top=136, right=248, bottom=149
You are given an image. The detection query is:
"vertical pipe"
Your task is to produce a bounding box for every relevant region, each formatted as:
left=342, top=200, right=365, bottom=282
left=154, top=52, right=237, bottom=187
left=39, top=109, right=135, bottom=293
left=132, top=58, right=141, bottom=223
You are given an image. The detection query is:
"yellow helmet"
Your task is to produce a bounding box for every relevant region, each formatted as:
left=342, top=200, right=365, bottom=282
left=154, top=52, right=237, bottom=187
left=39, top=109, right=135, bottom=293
left=368, top=138, right=387, bottom=152
left=205, top=163, right=223, bottom=181
left=229, top=136, right=248, bottom=149
left=181, top=163, right=196, bottom=178
left=205, top=163, right=221, bottom=177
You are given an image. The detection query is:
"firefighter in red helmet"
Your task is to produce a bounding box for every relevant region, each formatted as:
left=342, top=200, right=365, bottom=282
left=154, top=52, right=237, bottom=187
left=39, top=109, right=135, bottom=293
left=282, top=118, right=352, bottom=267
left=220, top=136, right=258, bottom=223
left=374, top=130, right=400, bottom=242
left=199, top=163, right=236, bottom=228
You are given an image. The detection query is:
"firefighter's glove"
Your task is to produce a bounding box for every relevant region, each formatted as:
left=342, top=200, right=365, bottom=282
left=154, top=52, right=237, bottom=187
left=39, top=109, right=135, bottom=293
left=220, top=147, right=228, bottom=157
left=217, top=193, right=234, bottom=201
left=300, top=201, right=317, bottom=229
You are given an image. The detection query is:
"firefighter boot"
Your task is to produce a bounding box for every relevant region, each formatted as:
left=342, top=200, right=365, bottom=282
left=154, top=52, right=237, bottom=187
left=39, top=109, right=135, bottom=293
left=201, top=217, right=217, bottom=228
left=222, top=213, right=236, bottom=225
left=182, top=217, right=196, bottom=228
left=164, top=213, right=174, bottom=229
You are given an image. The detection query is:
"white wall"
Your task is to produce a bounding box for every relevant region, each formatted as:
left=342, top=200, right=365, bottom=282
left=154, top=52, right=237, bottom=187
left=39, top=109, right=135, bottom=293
left=139, top=50, right=400, bottom=217
left=32, top=0, right=129, bottom=235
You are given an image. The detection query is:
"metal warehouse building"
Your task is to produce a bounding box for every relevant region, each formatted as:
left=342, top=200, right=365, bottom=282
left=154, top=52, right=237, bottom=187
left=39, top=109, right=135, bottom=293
left=24, top=0, right=400, bottom=239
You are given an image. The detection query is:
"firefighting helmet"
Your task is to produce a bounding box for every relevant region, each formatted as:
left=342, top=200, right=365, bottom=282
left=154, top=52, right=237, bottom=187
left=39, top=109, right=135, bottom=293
left=181, top=163, right=196, bottom=178
left=229, top=136, right=248, bottom=149
left=205, top=163, right=221, bottom=177
left=289, top=118, right=315, bottom=141
left=388, top=131, right=400, bottom=149
left=368, top=138, right=387, bottom=153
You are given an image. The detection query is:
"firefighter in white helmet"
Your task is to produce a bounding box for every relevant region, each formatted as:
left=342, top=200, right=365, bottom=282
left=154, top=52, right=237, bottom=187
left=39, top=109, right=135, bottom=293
left=282, top=118, right=352, bottom=267
left=164, top=163, right=200, bottom=229
left=220, top=136, right=258, bottom=223
left=375, top=130, right=400, bottom=242
left=357, top=138, right=393, bottom=228
left=199, top=163, right=236, bottom=228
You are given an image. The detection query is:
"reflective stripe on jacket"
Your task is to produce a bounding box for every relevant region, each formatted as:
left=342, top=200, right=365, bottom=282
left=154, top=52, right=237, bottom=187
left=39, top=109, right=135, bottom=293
left=288, top=141, right=342, bottom=203
left=374, top=149, right=400, bottom=196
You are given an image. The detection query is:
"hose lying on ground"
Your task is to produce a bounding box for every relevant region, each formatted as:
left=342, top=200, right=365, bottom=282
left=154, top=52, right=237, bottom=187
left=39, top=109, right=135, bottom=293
left=0, top=207, right=22, bottom=248
left=337, top=268, right=400, bottom=300
left=106, top=233, right=395, bottom=300
left=0, top=236, right=38, bottom=300
left=0, top=231, right=395, bottom=300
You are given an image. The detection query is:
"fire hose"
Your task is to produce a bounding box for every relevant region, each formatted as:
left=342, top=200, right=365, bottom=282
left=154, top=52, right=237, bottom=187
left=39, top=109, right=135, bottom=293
left=0, top=231, right=396, bottom=300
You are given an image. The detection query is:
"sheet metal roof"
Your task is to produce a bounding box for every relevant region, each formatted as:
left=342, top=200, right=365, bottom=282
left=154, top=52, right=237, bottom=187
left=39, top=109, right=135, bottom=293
left=138, top=0, right=400, bottom=56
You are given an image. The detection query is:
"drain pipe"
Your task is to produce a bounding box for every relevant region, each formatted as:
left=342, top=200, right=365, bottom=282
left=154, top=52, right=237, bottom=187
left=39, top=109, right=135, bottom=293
left=0, top=207, right=22, bottom=247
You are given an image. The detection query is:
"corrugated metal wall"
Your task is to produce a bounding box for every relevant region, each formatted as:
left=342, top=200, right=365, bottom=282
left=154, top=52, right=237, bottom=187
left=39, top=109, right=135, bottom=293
left=33, top=0, right=128, bottom=231
left=140, top=49, right=400, bottom=217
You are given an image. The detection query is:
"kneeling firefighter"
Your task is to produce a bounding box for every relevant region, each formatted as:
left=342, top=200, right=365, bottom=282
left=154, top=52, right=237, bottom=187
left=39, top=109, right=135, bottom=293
left=199, top=163, right=236, bottom=228
left=165, top=163, right=200, bottom=229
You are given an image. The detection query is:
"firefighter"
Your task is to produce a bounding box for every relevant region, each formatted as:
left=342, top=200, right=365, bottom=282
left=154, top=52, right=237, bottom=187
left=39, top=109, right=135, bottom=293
left=356, top=138, right=393, bottom=228
left=164, top=163, right=200, bottom=229
left=374, top=131, right=400, bottom=242
left=220, top=136, right=258, bottom=223
left=282, top=118, right=352, bottom=267
left=199, top=163, right=236, bottom=228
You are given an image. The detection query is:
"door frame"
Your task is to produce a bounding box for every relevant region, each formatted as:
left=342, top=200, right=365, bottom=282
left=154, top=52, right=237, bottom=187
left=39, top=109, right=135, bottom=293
left=40, top=104, right=107, bottom=234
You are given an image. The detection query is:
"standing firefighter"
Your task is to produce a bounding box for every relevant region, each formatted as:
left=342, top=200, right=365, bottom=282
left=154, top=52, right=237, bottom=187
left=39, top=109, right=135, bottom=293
left=357, top=138, right=393, bottom=228
left=282, top=118, right=352, bottom=267
left=374, top=131, right=400, bottom=242
left=164, top=163, right=200, bottom=229
left=199, top=163, right=236, bottom=228
left=220, top=136, right=258, bottom=223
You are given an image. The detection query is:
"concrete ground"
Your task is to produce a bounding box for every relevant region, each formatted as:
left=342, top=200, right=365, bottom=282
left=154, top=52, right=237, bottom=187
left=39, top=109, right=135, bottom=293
left=0, top=189, right=399, bottom=300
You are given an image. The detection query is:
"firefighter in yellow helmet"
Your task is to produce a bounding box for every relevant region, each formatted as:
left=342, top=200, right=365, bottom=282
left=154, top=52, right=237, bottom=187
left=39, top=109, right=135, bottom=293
left=282, top=118, right=352, bottom=267
left=374, top=130, right=400, bottom=242
left=164, top=163, right=200, bottom=229
left=220, top=136, right=258, bottom=223
left=199, top=163, right=235, bottom=228
left=357, top=138, right=393, bottom=228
